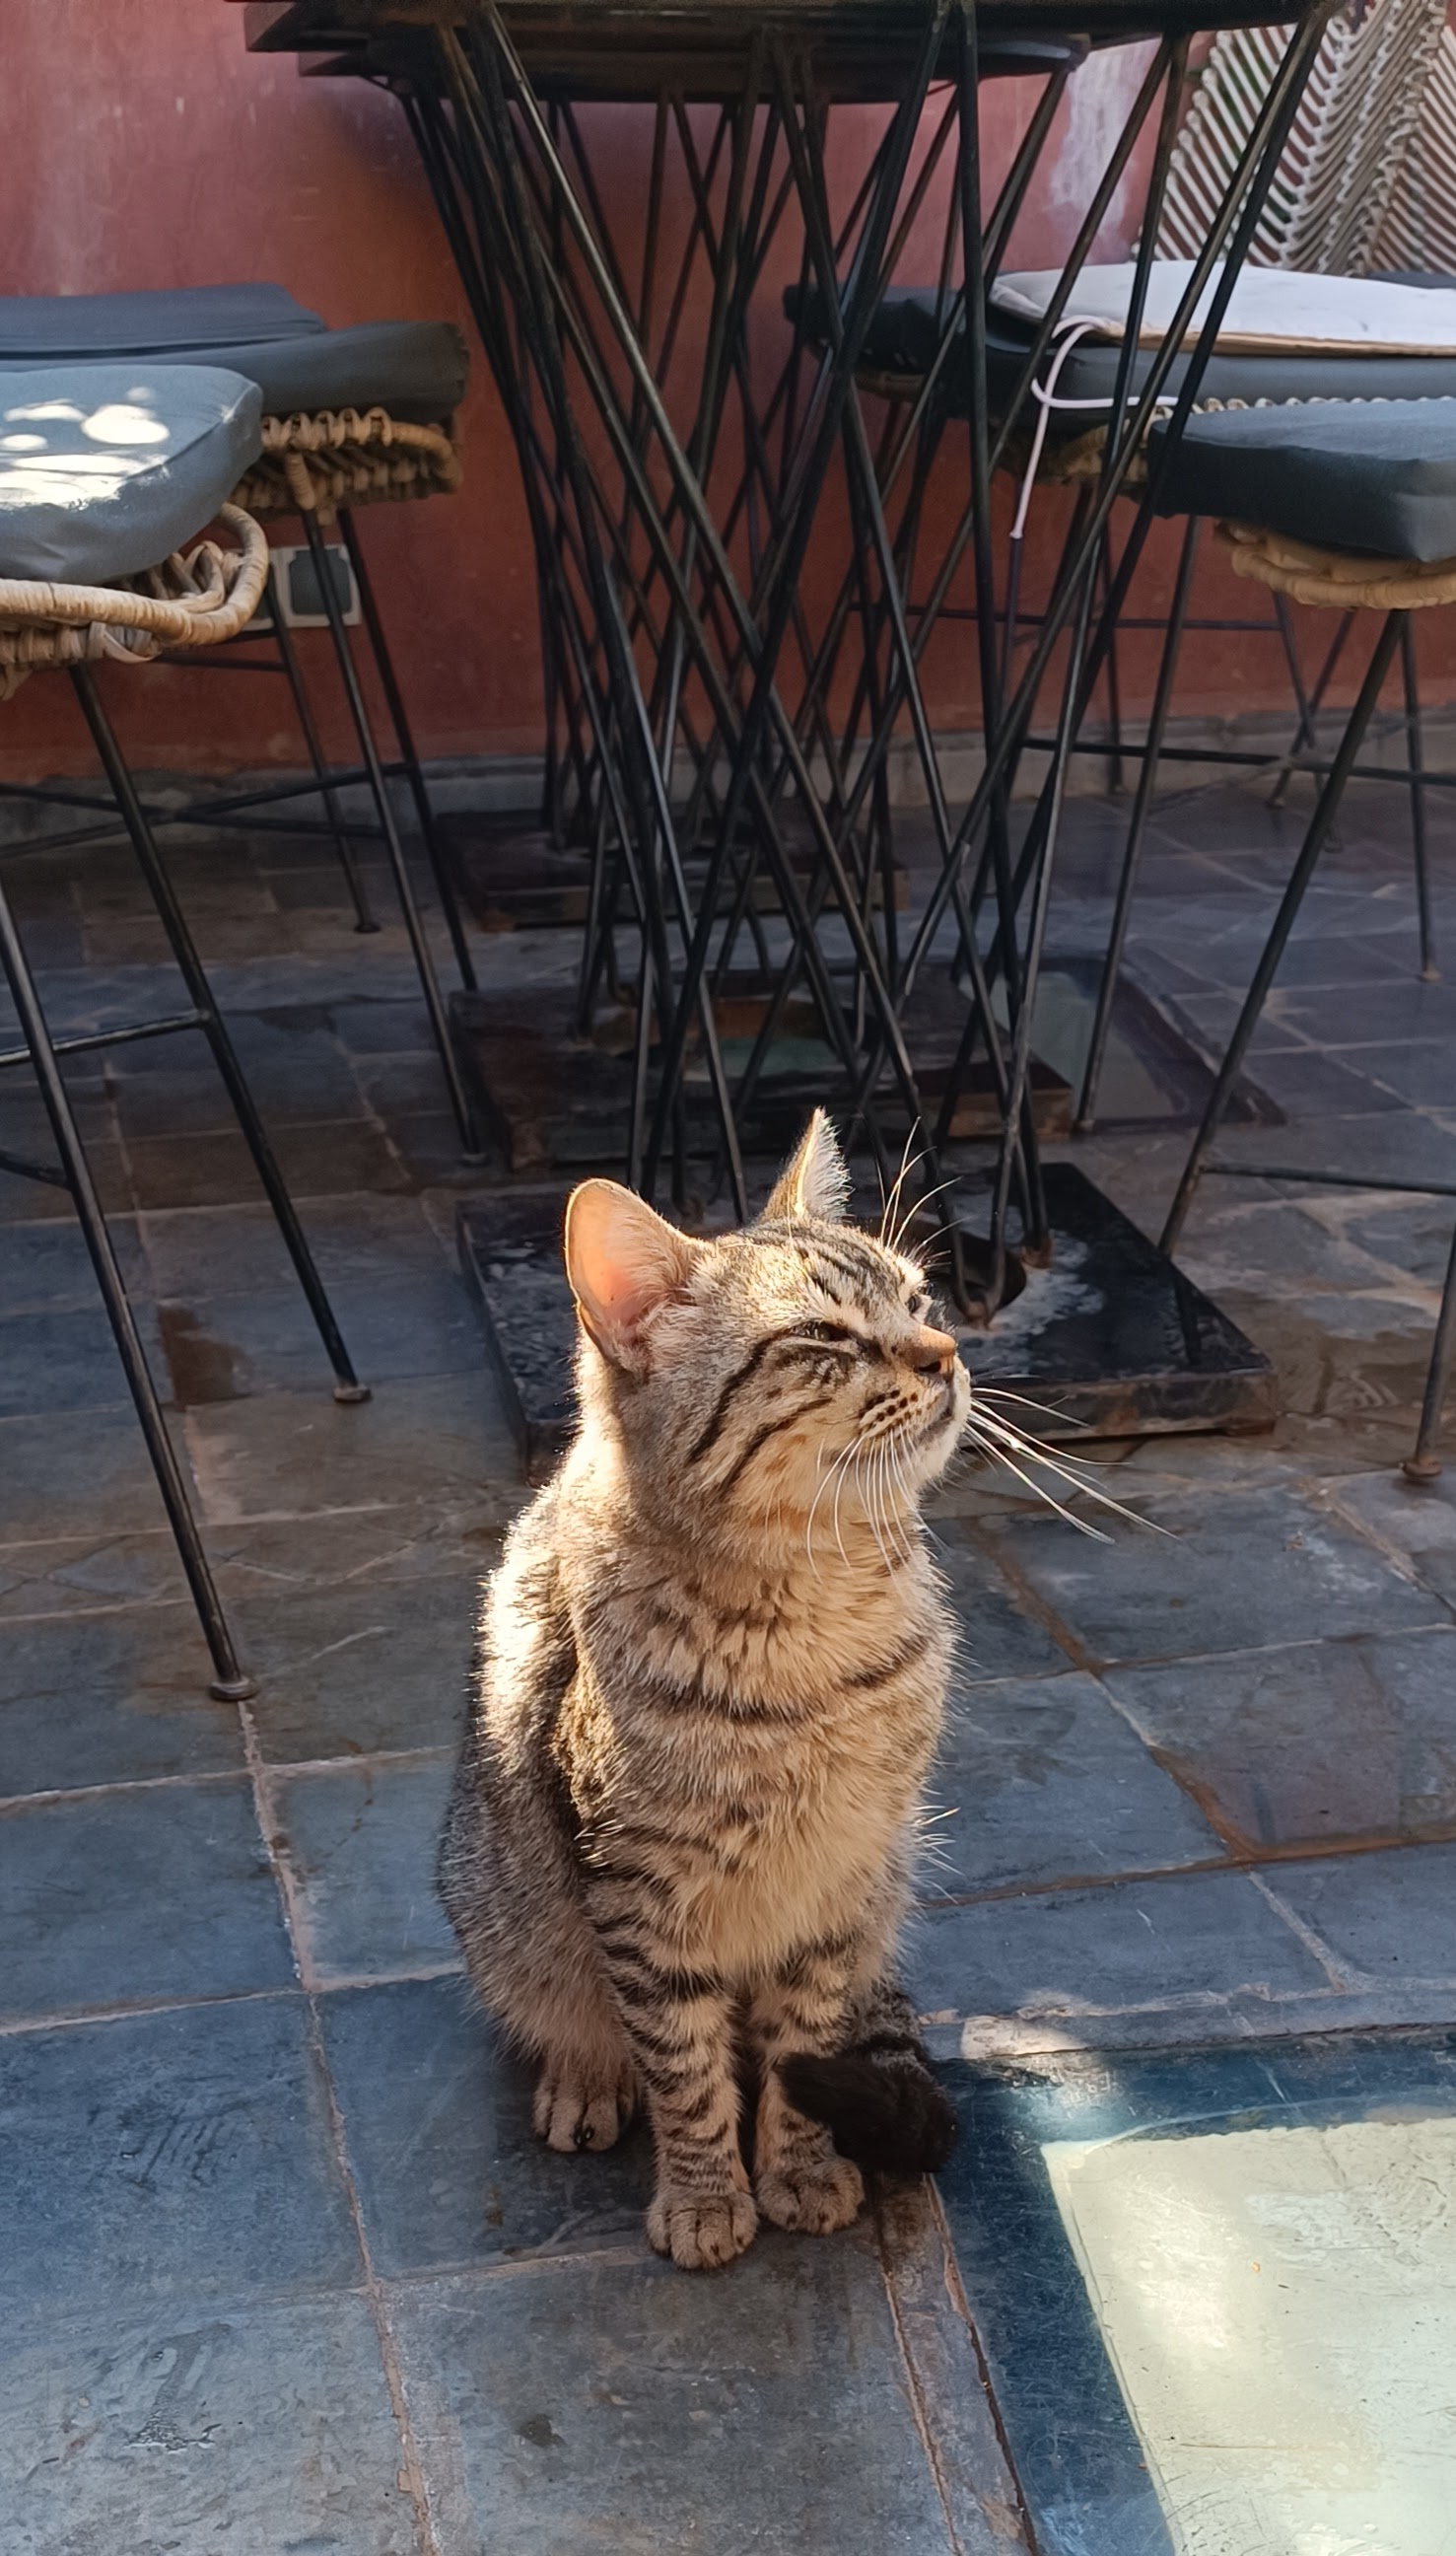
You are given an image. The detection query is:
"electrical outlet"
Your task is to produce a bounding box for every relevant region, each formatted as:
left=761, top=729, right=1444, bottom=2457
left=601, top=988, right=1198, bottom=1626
left=269, top=542, right=361, bottom=629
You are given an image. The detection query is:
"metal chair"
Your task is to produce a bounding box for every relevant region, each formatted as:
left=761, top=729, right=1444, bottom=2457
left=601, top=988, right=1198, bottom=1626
left=1145, top=397, right=1456, bottom=1476
left=0, top=288, right=483, bottom=1155
left=0, top=362, right=367, bottom=1694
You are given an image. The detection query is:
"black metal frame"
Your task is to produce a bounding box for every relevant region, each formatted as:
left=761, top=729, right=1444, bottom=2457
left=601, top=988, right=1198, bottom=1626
left=370, top=0, right=1338, bottom=1328
left=1155, top=604, right=1456, bottom=1476
left=0, top=666, right=370, bottom=1696
left=0, top=504, right=485, bottom=1159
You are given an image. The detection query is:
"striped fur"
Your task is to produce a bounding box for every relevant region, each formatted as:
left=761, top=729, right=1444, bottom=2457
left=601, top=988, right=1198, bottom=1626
left=439, top=1113, right=968, bottom=2270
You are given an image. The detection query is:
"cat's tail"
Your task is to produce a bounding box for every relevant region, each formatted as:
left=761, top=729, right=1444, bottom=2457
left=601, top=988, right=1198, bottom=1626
left=777, top=1979, right=958, bottom=2176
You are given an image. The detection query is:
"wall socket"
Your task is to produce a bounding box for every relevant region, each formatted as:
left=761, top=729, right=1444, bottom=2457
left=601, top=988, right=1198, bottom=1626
left=265, top=542, right=362, bottom=630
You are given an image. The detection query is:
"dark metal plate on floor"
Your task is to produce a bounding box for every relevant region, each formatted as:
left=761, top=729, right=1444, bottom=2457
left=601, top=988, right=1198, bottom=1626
left=438, top=811, right=906, bottom=933
left=451, top=981, right=1073, bottom=1176
left=456, top=1163, right=1277, bottom=1479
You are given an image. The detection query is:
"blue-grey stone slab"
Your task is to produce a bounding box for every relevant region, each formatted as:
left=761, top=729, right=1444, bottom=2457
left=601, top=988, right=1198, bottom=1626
left=976, top=1486, right=1446, bottom=1666
left=1262, top=1839, right=1456, bottom=1981
left=274, top=1754, right=459, bottom=1983
left=0, top=1212, right=147, bottom=1310
left=909, top=1867, right=1329, bottom=2033
left=0, top=1605, right=243, bottom=1794
left=925, top=1670, right=1220, bottom=1896
left=388, top=2236, right=956, bottom=2555
left=320, top=1977, right=652, bottom=2273
left=138, top=1191, right=451, bottom=1300
left=1327, top=1469, right=1456, bottom=1610
left=1102, top=1626, right=1456, bottom=1849
left=180, top=1370, right=520, bottom=1527
left=926, top=1521, right=1071, bottom=1678
left=0, top=1998, right=358, bottom=2330
left=0, top=2296, right=415, bottom=2556
left=238, top=1573, right=478, bottom=1760
left=0, top=1405, right=181, bottom=1544
left=152, top=1272, right=487, bottom=1406
left=0, top=1776, right=291, bottom=2022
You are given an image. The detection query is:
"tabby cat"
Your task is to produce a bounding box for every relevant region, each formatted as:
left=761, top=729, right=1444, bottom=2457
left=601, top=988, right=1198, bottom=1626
left=440, top=1111, right=967, bottom=2270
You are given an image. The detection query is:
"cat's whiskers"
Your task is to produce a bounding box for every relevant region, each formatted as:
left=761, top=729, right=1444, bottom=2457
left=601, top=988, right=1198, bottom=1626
left=888, top=1172, right=959, bottom=1259
left=968, top=1403, right=1157, bottom=1531
left=961, top=1414, right=1113, bottom=1538
left=877, top=1129, right=925, bottom=1248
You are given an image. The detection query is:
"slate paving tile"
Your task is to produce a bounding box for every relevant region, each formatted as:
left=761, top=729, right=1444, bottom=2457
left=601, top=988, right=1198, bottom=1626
left=151, top=1271, right=487, bottom=1406
left=109, top=1052, right=369, bottom=1139
left=182, top=1371, right=520, bottom=1528
left=1328, top=1468, right=1456, bottom=1608
left=387, top=2236, right=956, bottom=2555
left=0, top=1405, right=192, bottom=1545
left=975, top=1485, right=1447, bottom=1667
left=210, top=1502, right=500, bottom=1595
left=0, top=1604, right=244, bottom=1795
left=1281, top=976, right=1456, bottom=1045
left=330, top=997, right=436, bottom=1055
left=0, top=1776, right=292, bottom=2022
left=124, top=1117, right=409, bottom=1210
left=1102, top=1626, right=1456, bottom=1850
left=926, top=1520, right=1071, bottom=1678
left=138, top=1188, right=451, bottom=1298
left=925, top=1670, right=1222, bottom=1896
left=274, top=1754, right=459, bottom=1983
left=0, top=1997, right=358, bottom=2329
left=0, top=1529, right=184, bottom=1621
left=1332, top=1042, right=1456, bottom=1109
left=0, top=1213, right=147, bottom=1310
left=909, top=1866, right=1331, bottom=2035
left=320, top=1976, right=652, bottom=2272
left=236, top=1573, right=477, bottom=1760
left=1237, top=1046, right=1408, bottom=1118
left=1261, top=1839, right=1456, bottom=1981
left=0, top=2295, right=416, bottom=2556
left=1209, top=1108, right=1456, bottom=1189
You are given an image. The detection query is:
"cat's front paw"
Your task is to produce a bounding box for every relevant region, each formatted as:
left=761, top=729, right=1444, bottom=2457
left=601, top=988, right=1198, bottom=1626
left=646, top=2184, right=758, bottom=2271
left=532, top=2066, right=635, bottom=2155
left=755, top=2153, right=865, bottom=2235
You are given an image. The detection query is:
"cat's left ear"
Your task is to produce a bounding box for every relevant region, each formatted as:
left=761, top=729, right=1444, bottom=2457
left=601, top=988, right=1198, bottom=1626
left=761, top=1108, right=851, bottom=1223
left=564, top=1179, right=700, bottom=1372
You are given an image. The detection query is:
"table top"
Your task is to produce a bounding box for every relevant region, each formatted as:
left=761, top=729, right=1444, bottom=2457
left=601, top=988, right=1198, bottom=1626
left=236, top=0, right=1333, bottom=97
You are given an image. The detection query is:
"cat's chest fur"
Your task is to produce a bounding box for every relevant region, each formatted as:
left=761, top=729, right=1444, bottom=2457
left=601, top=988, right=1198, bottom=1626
left=560, top=1531, right=953, bottom=1975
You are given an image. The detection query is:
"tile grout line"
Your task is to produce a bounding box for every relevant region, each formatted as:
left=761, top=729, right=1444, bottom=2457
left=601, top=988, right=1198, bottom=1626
left=235, top=1690, right=444, bottom=2556
left=0, top=1742, right=457, bottom=1817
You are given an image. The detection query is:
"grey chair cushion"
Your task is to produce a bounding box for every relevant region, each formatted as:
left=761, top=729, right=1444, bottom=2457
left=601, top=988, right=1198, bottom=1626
left=0, top=285, right=324, bottom=357
left=0, top=296, right=466, bottom=425
left=0, top=365, right=262, bottom=585
left=1148, top=399, right=1456, bottom=562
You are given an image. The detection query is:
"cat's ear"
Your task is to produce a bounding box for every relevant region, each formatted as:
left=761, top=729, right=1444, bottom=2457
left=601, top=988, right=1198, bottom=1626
left=761, top=1108, right=851, bottom=1223
left=564, top=1179, right=699, bottom=1370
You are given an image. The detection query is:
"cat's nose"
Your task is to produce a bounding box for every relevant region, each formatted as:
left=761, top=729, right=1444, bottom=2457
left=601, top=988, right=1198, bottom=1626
left=907, top=1325, right=957, bottom=1377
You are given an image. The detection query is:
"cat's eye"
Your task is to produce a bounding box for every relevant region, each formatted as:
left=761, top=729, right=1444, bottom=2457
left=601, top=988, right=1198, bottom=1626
left=905, top=1292, right=931, bottom=1320
left=796, top=1318, right=854, bottom=1347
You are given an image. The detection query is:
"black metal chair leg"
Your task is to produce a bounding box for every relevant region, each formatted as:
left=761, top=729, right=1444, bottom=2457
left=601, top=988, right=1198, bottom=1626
left=298, top=513, right=485, bottom=1160
left=0, top=870, right=255, bottom=1700
left=1400, top=615, right=1437, bottom=982
left=69, top=666, right=373, bottom=1399
left=1404, top=1215, right=1456, bottom=1482
left=265, top=562, right=381, bottom=936
left=336, top=507, right=479, bottom=992
left=1076, top=514, right=1201, bottom=1132
left=1161, top=609, right=1404, bottom=1256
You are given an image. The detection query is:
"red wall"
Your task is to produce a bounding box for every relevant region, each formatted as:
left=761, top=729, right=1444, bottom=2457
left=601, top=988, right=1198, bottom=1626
left=1, top=6, right=1442, bottom=781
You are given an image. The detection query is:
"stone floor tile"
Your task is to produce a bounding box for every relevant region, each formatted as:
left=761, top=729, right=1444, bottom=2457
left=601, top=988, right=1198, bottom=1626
left=925, top=1521, right=1072, bottom=1678
left=274, top=1755, right=459, bottom=1984
left=182, top=1371, right=520, bottom=1527
left=320, top=1976, right=652, bottom=2273
left=1102, top=1626, right=1456, bottom=1850
left=1328, top=1467, right=1456, bottom=1609
left=124, top=1117, right=410, bottom=1211
left=0, top=1529, right=184, bottom=1621
left=1260, top=1840, right=1456, bottom=1982
left=908, top=1866, right=1331, bottom=2041
left=1239, top=1046, right=1408, bottom=1118
left=0, top=2296, right=416, bottom=2556
left=0, top=1777, right=291, bottom=2022
left=925, top=1670, right=1222, bottom=1896
left=1281, top=975, right=1456, bottom=1046
left=0, top=1604, right=244, bottom=1795
left=153, top=1271, right=487, bottom=1406
left=387, top=2236, right=957, bottom=2555
left=138, top=1189, right=451, bottom=1299
left=236, top=1574, right=477, bottom=1760
left=329, top=997, right=436, bottom=1056
left=0, top=1213, right=147, bottom=1310
left=0, top=1997, right=357, bottom=2329
left=0, top=1405, right=192, bottom=1546
left=1208, top=1108, right=1456, bottom=1189
left=210, top=1503, right=500, bottom=1595
left=975, top=1484, right=1448, bottom=1667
